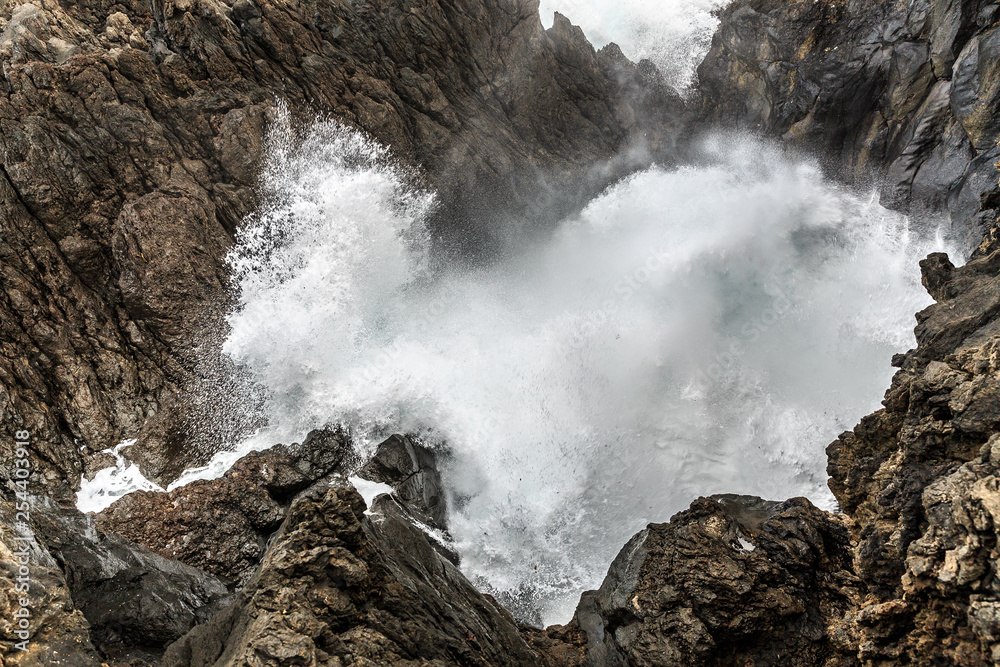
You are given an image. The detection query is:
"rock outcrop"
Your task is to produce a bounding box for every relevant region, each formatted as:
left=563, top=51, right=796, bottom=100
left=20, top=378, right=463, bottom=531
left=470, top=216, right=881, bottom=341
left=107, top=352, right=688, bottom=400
left=0, top=496, right=103, bottom=667
left=0, top=478, right=230, bottom=665
left=96, top=428, right=350, bottom=584
left=541, top=495, right=856, bottom=666
left=0, top=0, right=686, bottom=499
left=822, top=247, right=1000, bottom=664
left=698, top=0, right=1000, bottom=252
left=164, top=484, right=543, bottom=667
left=32, top=496, right=231, bottom=664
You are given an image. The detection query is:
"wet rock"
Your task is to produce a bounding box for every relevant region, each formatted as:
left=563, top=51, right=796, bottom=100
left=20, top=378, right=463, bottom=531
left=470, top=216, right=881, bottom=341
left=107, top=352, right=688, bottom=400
left=697, top=0, right=1000, bottom=253
left=356, top=434, right=447, bottom=531
left=567, top=494, right=857, bottom=666
left=920, top=251, right=956, bottom=301
left=163, top=483, right=543, bottom=667
left=0, top=494, right=103, bottom=666
left=96, top=428, right=350, bottom=584
left=31, top=496, right=230, bottom=661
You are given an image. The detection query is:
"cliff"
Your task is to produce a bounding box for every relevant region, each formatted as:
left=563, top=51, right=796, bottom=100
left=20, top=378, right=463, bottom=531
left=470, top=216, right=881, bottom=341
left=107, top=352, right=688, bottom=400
left=698, top=0, right=1000, bottom=253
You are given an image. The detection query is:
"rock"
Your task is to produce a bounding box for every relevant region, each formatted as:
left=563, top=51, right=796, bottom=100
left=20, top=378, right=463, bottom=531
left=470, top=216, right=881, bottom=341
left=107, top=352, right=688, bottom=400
left=30, top=496, right=230, bottom=662
left=825, top=248, right=1000, bottom=663
left=0, top=0, right=686, bottom=499
left=566, top=494, right=857, bottom=666
left=356, top=434, right=448, bottom=531
left=697, top=0, right=1000, bottom=253
left=163, top=483, right=543, bottom=666
left=0, top=493, right=103, bottom=666
left=96, top=428, right=350, bottom=584
left=920, top=251, right=956, bottom=301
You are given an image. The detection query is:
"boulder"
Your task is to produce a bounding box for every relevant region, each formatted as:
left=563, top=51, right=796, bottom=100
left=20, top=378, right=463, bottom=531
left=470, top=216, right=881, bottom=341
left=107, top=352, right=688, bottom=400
left=96, top=428, right=350, bottom=584
left=567, top=495, right=856, bottom=666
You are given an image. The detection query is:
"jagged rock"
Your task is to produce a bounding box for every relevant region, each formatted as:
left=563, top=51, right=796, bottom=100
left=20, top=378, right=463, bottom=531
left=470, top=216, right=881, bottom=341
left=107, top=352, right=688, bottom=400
left=698, top=0, right=1000, bottom=252
left=356, top=434, right=447, bottom=531
left=0, top=0, right=686, bottom=499
left=0, top=495, right=102, bottom=666
left=566, top=494, right=857, bottom=666
left=826, top=248, right=1000, bottom=664
left=163, top=483, right=543, bottom=666
left=920, top=251, right=957, bottom=301
left=96, top=428, right=350, bottom=584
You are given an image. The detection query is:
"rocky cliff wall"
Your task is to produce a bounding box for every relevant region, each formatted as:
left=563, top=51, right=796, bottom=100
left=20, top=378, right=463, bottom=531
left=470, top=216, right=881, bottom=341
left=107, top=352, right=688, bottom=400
left=698, top=0, right=1000, bottom=253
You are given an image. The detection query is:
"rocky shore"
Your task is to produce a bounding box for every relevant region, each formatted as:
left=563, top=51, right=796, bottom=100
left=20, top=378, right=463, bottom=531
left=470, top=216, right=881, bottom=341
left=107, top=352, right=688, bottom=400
left=3, top=0, right=1000, bottom=664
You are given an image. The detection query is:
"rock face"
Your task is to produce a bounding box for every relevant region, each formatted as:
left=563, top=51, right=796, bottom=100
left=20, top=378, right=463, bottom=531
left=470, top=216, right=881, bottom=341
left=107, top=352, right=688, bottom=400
left=0, top=0, right=685, bottom=499
left=142, top=434, right=547, bottom=666
left=698, top=0, right=1000, bottom=252
left=165, top=484, right=543, bottom=667
left=823, top=247, right=1000, bottom=664
left=32, top=496, right=231, bottom=663
left=0, top=479, right=229, bottom=665
left=0, top=496, right=103, bottom=667
left=558, top=495, right=857, bottom=666
left=355, top=434, right=447, bottom=532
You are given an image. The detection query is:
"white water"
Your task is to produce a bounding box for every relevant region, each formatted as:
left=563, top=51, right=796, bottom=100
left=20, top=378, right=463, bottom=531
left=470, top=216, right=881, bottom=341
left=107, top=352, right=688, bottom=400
left=207, top=112, right=957, bottom=624
left=539, top=0, right=728, bottom=90
left=77, top=440, right=164, bottom=513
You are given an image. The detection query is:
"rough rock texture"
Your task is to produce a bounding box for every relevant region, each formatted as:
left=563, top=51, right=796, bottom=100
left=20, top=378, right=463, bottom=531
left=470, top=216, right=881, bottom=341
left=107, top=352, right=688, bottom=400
left=0, top=479, right=232, bottom=666
left=31, top=496, right=231, bottom=663
left=560, top=495, right=857, bottom=666
left=822, top=246, right=1000, bottom=664
left=96, top=428, right=349, bottom=584
left=355, top=434, right=447, bottom=532
left=698, top=0, right=1000, bottom=252
left=0, top=0, right=685, bottom=499
left=163, top=483, right=544, bottom=667
left=0, top=494, right=103, bottom=666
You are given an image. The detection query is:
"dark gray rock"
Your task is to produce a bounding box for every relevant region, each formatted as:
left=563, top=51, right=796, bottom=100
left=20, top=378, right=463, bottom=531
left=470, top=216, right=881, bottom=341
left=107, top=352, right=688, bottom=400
left=0, top=490, right=104, bottom=666
left=697, top=0, right=1000, bottom=253
left=31, top=497, right=231, bottom=660
left=356, top=434, right=448, bottom=531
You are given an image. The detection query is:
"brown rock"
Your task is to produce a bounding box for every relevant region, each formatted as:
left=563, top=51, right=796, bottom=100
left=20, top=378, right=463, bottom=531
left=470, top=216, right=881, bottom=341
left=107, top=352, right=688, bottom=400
left=163, top=483, right=544, bottom=666
left=567, top=494, right=857, bottom=666
left=96, top=428, right=350, bottom=583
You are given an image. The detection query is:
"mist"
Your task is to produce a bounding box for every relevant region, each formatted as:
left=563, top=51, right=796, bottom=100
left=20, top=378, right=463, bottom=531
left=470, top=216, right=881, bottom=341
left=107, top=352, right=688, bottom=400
left=196, top=111, right=959, bottom=624
left=538, top=0, right=728, bottom=90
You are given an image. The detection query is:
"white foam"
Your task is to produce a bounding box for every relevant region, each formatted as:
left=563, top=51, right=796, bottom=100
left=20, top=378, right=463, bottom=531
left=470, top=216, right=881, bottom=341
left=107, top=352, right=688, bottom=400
left=348, top=476, right=395, bottom=514
left=76, top=440, right=164, bottom=513
left=215, top=116, right=959, bottom=624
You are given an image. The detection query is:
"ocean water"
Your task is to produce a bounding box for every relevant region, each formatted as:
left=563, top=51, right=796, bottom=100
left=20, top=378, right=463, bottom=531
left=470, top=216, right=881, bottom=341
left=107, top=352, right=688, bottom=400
left=205, top=114, right=955, bottom=623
